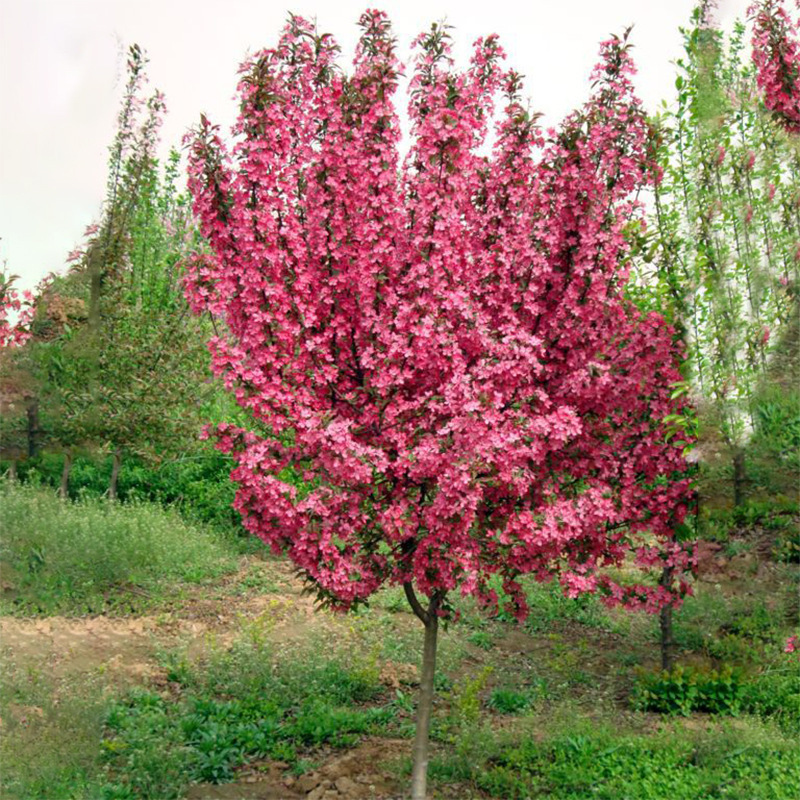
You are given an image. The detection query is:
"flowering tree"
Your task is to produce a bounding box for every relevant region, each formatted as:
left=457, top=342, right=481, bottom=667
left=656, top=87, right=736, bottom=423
left=0, top=268, right=35, bottom=478
left=751, top=0, right=800, bottom=132
left=186, top=14, right=694, bottom=798
left=0, top=270, right=34, bottom=350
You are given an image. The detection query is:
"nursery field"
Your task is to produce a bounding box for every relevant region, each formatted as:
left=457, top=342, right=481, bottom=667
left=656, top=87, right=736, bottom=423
left=1, top=482, right=798, bottom=800
left=2, top=2, right=800, bottom=799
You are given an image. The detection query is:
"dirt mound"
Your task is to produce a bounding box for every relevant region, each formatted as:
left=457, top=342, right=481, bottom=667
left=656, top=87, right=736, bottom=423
left=186, top=738, right=407, bottom=800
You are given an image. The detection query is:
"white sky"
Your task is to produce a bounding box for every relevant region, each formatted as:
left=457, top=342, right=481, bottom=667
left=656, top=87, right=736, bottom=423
left=1, top=0, right=750, bottom=292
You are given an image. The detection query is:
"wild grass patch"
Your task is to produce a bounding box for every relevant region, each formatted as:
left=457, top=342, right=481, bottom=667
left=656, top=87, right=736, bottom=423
left=0, top=482, right=237, bottom=614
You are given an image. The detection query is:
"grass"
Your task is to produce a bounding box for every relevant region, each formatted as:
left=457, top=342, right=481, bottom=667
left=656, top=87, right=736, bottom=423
left=0, top=481, right=237, bottom=614
left=0, top=632, right=396, bottom=800
left=0, top=662, right=111, bottom=800
left=467, top=718, right=800, bottom=800
left=1, top=480, right=798, bottom=799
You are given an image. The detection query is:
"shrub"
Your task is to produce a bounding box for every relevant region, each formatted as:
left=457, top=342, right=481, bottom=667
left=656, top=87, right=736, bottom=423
left=631, top=665, right=744, bottom=716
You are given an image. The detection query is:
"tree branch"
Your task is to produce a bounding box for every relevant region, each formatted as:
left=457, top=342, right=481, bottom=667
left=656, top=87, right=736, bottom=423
left=404, top=581, right=429, bottom=625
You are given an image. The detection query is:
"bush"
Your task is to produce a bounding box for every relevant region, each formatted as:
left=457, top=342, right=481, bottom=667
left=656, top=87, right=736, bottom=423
left=631, top=666, right=744, bottom=716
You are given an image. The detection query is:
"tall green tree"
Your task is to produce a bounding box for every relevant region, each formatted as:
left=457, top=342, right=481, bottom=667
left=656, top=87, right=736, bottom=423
left=26, top=47, right=211, bottom=497
left=634, top=3, right=799, bottom=504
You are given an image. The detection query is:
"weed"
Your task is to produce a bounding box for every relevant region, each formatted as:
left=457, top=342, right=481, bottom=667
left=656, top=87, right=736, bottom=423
left=99, top=637, right=393, bottom=798
left=631, top=665, right=745, bottom=716
left=0, top=483, right=236, bottom=615
left=468, top=630, right=494, bottom=650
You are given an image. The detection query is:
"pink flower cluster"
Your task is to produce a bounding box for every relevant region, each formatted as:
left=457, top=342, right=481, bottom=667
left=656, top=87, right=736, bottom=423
left=0, top=272, right=34, bottom=349
left=185, top=14, right=695, bottom=616
left=751, top=0, right=800, bottom=133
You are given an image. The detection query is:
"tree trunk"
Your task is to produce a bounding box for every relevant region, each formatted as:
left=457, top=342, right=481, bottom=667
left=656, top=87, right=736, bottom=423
left=26, top=398, right=39, bottom=458
left=732, top=448, right=747, bottom=507
left=88, top=242, right=103, bottom=329
left=7, top=460, right=17, bottom=482
left=109, top=449, right=122, bottom=501
left=410, top=591, right=441, bottom=800
left=59, top=452, right=73, bottom=500
left=659, top=565, right=675, bottom=672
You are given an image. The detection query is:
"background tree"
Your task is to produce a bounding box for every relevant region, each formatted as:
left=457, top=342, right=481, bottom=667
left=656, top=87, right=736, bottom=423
left=632, top=2, right=799, bottom=506
left=186, top=14, right=695, bottom=798
left=25, top=47, right=211, bottom=498
left=0, top=268, right=35, bottom=479
left=751, top=0, right=800, bottom=133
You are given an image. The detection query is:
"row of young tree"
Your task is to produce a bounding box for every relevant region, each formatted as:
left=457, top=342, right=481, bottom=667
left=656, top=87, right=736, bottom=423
left=0, top=3, right=797, bottom=798
left=1, top=46, right=213, bottom=498
left=631, top=0, right=800, bottom=506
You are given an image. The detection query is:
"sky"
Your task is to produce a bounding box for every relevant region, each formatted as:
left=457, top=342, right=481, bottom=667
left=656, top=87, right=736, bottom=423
left=1, top=0, right=751, bottom=292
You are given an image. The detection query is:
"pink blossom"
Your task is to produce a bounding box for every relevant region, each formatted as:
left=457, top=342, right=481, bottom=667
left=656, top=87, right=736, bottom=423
left=751, top=1, right=800, bottom=132
left=184, top=16, right=695, bottom=617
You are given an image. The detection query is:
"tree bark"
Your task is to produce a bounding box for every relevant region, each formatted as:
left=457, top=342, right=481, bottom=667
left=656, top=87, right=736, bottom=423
left=732, top=448, right=747, bottom=507
left=59, top=452, right=73, bottom=500
left=410, top=590, right=441, bottom=800
left=7, top=460, right=17, bottom=482
left=659, top=565, right=675, bottom=672
left=88, top=242, right=104, bottom=329
left=109, top=449, right=122, bottom=501
left=26, top=398, right=39, bottom=458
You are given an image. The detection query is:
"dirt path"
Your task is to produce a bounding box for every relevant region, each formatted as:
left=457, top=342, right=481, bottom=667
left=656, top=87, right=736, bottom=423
left=0, top=558, right=327, bottom=681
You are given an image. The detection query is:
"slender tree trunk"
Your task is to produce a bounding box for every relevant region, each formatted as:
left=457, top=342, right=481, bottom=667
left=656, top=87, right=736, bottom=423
left=7, top=460, right=17, bottom=482
left=59, top=452, right=73, bottom=500
left=408, top=589, right=441, bottom=800
left=732, top=448, right=747, bottom=507
left=659, top=565, right=675, bottom=672
left=26, top=398, right=39, bottom=458
left=109, top=449, right=122, bottom=501
left=88, top=242, right=103, bottom=329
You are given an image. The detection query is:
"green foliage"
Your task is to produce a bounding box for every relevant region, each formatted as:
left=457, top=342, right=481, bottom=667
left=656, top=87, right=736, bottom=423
left=522, top=578, right=610, bottom=632
left=748, top=384, right=800, bottom=496
left=739, top=668, right=800, bottom=730
left=670, top=588, right=793, bottom=664
left=100, top=639, right=392, bottom=798
left=0, top=482, right=236, bottom=614
left=486, top=685, right=546, bottom=715
left=0, top=667, right=110, bottom=800
left=467, top=629, right=494, bottom=650
left=447, top=666, right=494, bottom=728
left=772, top=525, right=800, bottom=563
left=7, top=449, right=241, bottom=531
left=0, top=641, right=395, bottom=800
left=698, top=499, right=799, bottom=542
left=475, top=724, right=800, bottom=800
left=631, top=665, right=745, bottom=716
